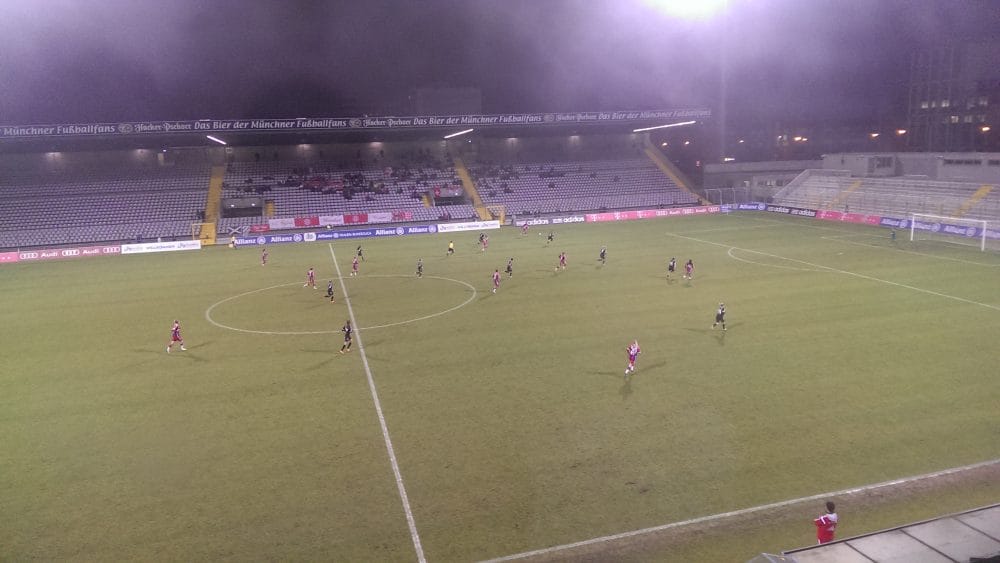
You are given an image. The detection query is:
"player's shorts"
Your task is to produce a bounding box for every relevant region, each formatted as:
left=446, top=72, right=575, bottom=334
left=344, top=335, right=352, bottom=342
left=171, top=334, right=182, bottom=342
left=715, top=313, right=725, bottom=323
left=668, top=266, right=675, bottom=272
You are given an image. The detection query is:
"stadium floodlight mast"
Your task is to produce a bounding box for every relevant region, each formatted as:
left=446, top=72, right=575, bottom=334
left=632, top=120, right=697, bottom=133
left=206, top=135, right=227, bottom=145
left=443, top=128, right=474, bottom=139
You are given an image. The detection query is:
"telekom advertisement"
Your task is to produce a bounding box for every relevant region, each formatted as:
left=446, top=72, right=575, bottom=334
left=815, top=210, right=882, bottom=225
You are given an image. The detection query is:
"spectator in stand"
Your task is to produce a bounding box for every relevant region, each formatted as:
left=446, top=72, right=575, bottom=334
left=814, top=502, right=838, bottom=544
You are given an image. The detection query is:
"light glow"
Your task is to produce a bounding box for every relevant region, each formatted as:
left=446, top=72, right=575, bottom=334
left=632, top=120, right=696, bottom=133
left=443, top=128, right=474, bottom=139
left=644, top=0, right=728, bottom=20
left=206, top=135, right=227, bottom=145
left=896, top=129, right=907, bottom=135
left=981, top=126, right=991, bottom=133
left=869, top=132, right=880, bottom=139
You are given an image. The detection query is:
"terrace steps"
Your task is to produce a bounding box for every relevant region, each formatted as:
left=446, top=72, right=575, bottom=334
left=829, top=179, right=863, bottom=210
left=954, top=184, right=993, bottom=217
left=643, top=140, right=708, bottom=205
left=453, top=157, right=490, bottom=220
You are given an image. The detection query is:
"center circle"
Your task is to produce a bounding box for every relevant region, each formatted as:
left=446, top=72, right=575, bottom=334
left=205, top=275, right=477, bottom=335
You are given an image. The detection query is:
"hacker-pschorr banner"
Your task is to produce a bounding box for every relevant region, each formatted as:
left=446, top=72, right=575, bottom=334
left=0, top=109, right=711, bottom=139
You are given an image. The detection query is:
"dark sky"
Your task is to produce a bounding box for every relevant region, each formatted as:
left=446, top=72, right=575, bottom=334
left=1, top=0, right=998, bottom=125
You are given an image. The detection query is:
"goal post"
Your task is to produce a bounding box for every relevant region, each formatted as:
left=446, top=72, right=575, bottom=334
left=909, top=213, right=988, bottom=251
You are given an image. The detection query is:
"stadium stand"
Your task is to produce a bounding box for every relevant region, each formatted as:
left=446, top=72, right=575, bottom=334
left=773, top=169, right=1000, bottom=220
left=0, top=164, right=210, bottom=248
left=466, top=158, right=697, bottom=215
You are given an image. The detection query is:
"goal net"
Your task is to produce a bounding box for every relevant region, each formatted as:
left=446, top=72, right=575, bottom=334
left=909, top=213, right=992, bottom=251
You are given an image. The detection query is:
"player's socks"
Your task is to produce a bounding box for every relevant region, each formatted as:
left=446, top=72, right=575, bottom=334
left=167, top=346, right=170, bottom=353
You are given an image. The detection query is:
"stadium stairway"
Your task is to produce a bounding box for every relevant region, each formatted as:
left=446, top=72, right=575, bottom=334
left=643, top=139, right=709, bottom=205
left=828, top=179, right=863, bottom=210
left=453, top=156, right=492, bottom=220
left=198, top=164, right=226, bottom=245
left=954, top=184, right=994, bottom=217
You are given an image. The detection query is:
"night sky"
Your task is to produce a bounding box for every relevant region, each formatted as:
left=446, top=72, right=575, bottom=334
left=1, top=0, right=998, bottom=125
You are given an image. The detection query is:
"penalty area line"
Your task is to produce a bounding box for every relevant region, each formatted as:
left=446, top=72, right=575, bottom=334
left=328, top=244, right=427, bottom=563
left=479, top=458, right=1000, bottom=562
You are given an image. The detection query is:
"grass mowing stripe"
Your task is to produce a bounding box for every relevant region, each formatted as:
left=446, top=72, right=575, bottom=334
left=667, top=231, right=1000, bottom=312
left=328, top=243, right=427, bottom=563
left=478, top=458, right=1000, bottom=562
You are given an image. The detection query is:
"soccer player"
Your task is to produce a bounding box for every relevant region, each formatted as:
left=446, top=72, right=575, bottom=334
left=890, top=228, right=897, bottom=243
left=326, top=280, right=336, bottom=302
left=599, top=246, right=607, bottom=265
left=167, top=320, right=186, bottom=353
left=261, top=247, right=268, bottom=266
left=304, top=267, right=316, bottom=288
left=339, top=320, right=353, bottom=353
left=505, top=257, right=514, bottom=278
left=814, top=502, right=838, bottom=544
left=667, top=257, right=676, bottom=280
left=416, top=258, right=423, bottom=278
left=356, top=245, right=365, bottom=262
left=481, top=234, right=489, bottom=252
left=624, top=339, right=641, bottom=376
left=351, top=255, right=359, bottom=276
left=546, top=231, right=554, bottom=245
left=447, top=240, right=455, bottom=256
left=558, top=251, right=567, bottom=270
left=684, top=259, right=694, bottom=280
left=521, top=223, right=529, bottom=236
left=712, top=302, right=726, bottom=331
left=492, top=269, right=501, bottom=293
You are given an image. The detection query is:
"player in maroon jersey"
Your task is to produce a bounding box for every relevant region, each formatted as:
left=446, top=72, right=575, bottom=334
left=624, top=340, right=641, bottom=376
left=558, top=251, right=567, bottom=270
left=684, top=259, right=694, bottom=280
left=351, top=256, right=359, bottom=276
left=521, top=223, right=529, bottom=236
left=304, top=267, right=316, bottom=288
left=481, top=234, right=489, bottom=252
left=167, top=320, right=186, bottom=353
left=261, top=247, right=268, bottom=266
left=814, top=502, right=838, bottom=544
left=492, top=269, right=501, bottom=293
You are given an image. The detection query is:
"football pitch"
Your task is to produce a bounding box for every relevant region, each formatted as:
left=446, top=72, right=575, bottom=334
left=3, top=212, right=999, bottom=561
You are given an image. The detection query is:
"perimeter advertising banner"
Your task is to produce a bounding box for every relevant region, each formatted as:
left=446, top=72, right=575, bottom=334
left=815, top=210, right=881, bottom=225
left=584, top=205, right=720, bottom=222
left=0, top=108, right=712, bottom=139
left=435, top=220, right=501, bottom=233
left=15, top=245, right=122, bottom=262
left=120, top=240, right=202, bottom=254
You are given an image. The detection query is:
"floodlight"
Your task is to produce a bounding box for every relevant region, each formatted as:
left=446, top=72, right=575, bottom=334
left=643, top=0, right=728, bottom=19
left=632, top=120, right=697, bottom=133
left=443, top=128, right=474, bottom=139
left=206, top=135, right=227, bottom=145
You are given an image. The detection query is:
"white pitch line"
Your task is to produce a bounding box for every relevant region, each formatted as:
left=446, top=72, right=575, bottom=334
left=726, top=247, right=821, bottom=272
left=479, top=458, right=1000, bottom=562
left=328, top=244, right=427, bottom=563
left=820, top=234, right=1000, bottom=268
left=668, top=232, right=1000, bottom=312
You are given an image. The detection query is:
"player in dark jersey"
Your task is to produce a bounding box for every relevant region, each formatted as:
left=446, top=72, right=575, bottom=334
left=326, top=280, right=336, bottom=302
left=712, top=303, right=726, bottom=331
left=416, top=258, right=423, bottom=278
left=356, top=245, right=365, bottom=262
left=505, top=257, right=514, bottom=278
left=339, top=320, right=353, bottom=353
left=546, top=231, right=554, bottom=245
left=599, top=246, right=607, bottom=265
left=667, top=257, right=676, bottom=279
left=261, top=247, right=268, bottom=266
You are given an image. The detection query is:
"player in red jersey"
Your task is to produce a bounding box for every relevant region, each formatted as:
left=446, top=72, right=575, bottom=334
left=304, top=267, right=316, bottom=288
left=482, top=234, right=489, bottom=252
left=492, top=269, right=501, bottom=293
left=351, top=256, right=359, bottom=276
left=624, top=340, right=641, bottom=376
left=814, top=502, right=838, bottom=544
left=261, top=247, right=268, bottom=266
left=558, top=251, right=567, bottom=270
left=684, top=259, right=694, bottom=280
left=521, top=223, right=529, bottom=235
left=167, top=320, right=186, bottom=353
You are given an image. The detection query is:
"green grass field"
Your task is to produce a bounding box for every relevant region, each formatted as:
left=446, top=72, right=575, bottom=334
left=3, top=212, right=998, bottom=562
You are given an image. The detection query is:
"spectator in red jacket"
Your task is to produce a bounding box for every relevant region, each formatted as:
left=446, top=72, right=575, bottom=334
left=814, top=501, right=839, bottom=544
